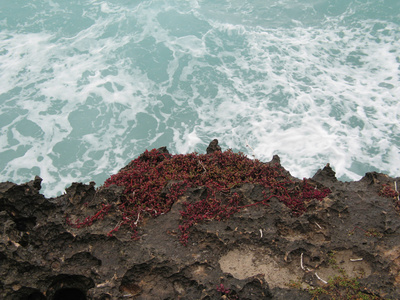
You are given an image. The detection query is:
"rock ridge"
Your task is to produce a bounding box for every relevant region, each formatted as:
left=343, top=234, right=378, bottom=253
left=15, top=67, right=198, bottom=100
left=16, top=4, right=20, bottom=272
left=1, top=140, right=400, bottom=299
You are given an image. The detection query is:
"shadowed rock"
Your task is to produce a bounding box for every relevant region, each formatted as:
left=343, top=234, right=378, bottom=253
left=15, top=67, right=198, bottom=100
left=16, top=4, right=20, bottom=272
left=206, top=139, right=221, bottom=154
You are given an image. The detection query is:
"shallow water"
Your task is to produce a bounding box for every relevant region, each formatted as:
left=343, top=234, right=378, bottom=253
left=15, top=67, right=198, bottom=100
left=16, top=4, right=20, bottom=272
left=1, top=0, right=399, bottom=197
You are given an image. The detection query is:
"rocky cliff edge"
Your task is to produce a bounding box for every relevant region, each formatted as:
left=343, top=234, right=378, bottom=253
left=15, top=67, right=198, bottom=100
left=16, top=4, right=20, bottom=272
left=1, top=140, right=400, bottom=300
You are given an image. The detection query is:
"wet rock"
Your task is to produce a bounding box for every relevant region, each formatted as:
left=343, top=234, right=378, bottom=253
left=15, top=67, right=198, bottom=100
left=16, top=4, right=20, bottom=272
left=312, top=163, right=338, bottom=185
left=1, top=145, right=400, bottom=299
left=206, top=139, right=221, bottom=154
left=65, top=182, right=96, bottom=205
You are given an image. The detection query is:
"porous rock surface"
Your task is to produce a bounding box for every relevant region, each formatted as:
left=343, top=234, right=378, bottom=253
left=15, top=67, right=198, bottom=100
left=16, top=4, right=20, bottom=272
left=1, top=143, right=400, bottom=299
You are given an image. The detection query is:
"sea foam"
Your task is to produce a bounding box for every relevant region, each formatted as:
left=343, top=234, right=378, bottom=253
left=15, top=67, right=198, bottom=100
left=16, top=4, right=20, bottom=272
left=0, top=0, right=399, bottom=197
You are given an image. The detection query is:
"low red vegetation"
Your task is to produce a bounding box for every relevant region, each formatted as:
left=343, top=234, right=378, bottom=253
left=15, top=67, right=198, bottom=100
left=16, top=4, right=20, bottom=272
left=67, top=149, right=331, bottom=245
left=379, top=184, right=399, bottom=199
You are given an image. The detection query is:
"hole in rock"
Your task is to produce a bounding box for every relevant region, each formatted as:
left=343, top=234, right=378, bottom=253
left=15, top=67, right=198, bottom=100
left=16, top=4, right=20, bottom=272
left=26, top=291, right=46, bottom=300
left=15, top=217, right=36, bottom=231
left=53, top=288, right=86, bottom=300
left=47, top=274, right=93, bottom=300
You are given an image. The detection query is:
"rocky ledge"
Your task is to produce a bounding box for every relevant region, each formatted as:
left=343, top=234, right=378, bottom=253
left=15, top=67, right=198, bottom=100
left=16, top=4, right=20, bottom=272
left=1, top=140, right=400, bottom=300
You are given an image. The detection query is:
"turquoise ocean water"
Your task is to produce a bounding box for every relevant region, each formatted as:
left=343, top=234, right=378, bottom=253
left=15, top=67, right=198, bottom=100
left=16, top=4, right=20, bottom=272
left=0, top=0, right=399, bottom=197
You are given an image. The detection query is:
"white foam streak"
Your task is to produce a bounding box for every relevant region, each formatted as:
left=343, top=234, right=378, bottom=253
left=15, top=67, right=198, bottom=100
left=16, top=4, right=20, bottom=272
left=191, top=20, right=400, bottom=181
left=0, top=1, right=399, bottom=197
left=172, top=126, right=203, bottom=154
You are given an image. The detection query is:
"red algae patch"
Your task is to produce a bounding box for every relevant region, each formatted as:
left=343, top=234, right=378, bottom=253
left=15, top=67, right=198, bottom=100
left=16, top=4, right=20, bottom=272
left=67, top=148, right=331, bottom=245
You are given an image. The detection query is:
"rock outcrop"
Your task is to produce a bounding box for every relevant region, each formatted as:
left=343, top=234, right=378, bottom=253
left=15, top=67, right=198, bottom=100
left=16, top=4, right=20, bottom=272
left=1, top=141, right=400, bottom=299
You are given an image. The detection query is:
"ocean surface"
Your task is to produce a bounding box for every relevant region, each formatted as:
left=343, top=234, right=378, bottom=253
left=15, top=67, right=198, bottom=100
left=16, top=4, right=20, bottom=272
left=1, top=0, right=399, bottom=198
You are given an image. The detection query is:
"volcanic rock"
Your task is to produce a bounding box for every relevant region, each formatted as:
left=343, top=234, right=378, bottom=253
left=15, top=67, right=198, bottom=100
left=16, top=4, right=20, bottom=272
left=1, top=142, right=399, bottom=299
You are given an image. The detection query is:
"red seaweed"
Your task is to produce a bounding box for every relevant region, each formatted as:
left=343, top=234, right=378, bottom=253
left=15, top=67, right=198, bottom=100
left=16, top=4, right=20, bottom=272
left=66, top=149, right=331, bottom=245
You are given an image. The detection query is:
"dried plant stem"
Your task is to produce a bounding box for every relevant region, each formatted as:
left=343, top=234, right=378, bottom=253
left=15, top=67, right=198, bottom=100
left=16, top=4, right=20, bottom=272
left=300, top=253, right=310, bottom=271
left=198, top=160, right=207, bottom=172
left=315, top=272, right=328, bottom=284
left=301, top=253, right=327, bottom=284
left=245, top=139, right=256, bottom=158
left=350, top=258, right=363, bottom=262
left=134, top=211, right=141, bottom=226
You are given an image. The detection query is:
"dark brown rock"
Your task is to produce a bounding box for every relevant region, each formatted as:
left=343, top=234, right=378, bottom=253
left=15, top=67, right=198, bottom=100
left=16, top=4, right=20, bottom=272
left=1, top=146, right=399, bottom=299
left=206, top=139, right=221, bottom=154
left=312, top=163, right=338, bottom=185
